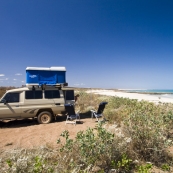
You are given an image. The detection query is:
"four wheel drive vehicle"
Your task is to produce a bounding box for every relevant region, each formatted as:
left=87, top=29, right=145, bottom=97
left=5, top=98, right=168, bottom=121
left=0, top=87, right=75, bottom=124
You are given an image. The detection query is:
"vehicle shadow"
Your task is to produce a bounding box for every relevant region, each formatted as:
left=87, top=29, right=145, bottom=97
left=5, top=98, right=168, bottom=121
left=0, top=118, right=39, bottom=128
left=0, top=111, right=93, bottom=128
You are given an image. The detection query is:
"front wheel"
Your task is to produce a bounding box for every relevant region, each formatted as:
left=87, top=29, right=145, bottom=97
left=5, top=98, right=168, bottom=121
left=37, top=111, right=52, bottom=124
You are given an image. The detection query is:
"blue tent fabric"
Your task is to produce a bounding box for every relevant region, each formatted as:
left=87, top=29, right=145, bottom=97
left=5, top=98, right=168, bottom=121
left=26, top=69, right=66, bottom=86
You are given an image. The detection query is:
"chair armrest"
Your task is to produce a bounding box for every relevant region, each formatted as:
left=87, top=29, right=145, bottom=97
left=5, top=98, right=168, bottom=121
left=76, top=110, right=80, bottom=114
left=90, top=110, right=96, bottom=113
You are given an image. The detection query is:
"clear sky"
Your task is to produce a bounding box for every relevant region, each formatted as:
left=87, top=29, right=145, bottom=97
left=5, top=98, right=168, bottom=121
left=0, top=0, right=173, bottom=89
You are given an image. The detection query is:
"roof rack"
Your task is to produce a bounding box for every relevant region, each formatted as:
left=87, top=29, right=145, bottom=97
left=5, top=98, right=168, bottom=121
left=26, top=83, right=68, bottom=90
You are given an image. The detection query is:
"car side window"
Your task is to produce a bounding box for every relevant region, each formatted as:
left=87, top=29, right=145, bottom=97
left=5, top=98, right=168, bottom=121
left=65, top=90, right=74, bottom=100
left=25, top=90, right=42, bottom=99
left=45, top=90, right=60, bottom=98
left=3, top=93, right=20, bottom=103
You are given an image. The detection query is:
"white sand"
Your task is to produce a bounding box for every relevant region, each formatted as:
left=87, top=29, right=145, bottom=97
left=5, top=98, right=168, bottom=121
left=87, top=89, right=173, bottom=103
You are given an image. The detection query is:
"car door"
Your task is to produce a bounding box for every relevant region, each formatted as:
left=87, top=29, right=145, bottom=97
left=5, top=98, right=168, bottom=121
left=21, top=90, right=43, bottom=117
left=0, top=92, right=21, bottom=119
left=44, top=90, right=65, bottom=113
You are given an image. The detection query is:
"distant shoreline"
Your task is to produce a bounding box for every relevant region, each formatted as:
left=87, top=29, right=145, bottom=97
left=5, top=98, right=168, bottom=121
left=117, top=89, right=173, bottom=95
left=125, top=91, right=173, bottom=95
left=87, top=89, right=173, bottom=104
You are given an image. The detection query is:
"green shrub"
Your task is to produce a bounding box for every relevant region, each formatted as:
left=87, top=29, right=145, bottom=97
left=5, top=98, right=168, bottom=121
left=161, top=163, right=170, bottom=171
left=57, top=123, right=128, bottom=172
left=123, top=101, right=171, bottom=164
left=137, top=163, right=152, bottom=173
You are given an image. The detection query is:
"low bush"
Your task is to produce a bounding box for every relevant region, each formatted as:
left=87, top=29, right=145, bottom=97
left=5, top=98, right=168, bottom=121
left=1, top=124, right=133, bottom=172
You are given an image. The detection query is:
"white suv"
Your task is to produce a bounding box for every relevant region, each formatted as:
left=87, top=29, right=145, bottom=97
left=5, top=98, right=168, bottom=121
left=0, top=87, right=75, bottom=124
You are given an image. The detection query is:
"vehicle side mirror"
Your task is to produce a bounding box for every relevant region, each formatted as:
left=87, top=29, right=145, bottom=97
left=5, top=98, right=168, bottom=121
left=1, top=99, right=7, bottom=105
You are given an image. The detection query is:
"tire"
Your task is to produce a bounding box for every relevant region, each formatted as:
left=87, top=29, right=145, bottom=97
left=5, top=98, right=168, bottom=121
left=37, top=111, right=52, bottom=124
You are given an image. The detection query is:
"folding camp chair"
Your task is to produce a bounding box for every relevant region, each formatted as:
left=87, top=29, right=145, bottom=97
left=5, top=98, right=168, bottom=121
left=65, top=104, right=80, bottom=125
left=90, top=102, right=108, bottom=121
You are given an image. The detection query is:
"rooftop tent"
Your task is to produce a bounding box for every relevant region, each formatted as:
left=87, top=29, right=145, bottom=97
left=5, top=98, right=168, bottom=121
left=26, top=67, right=66, bottom=87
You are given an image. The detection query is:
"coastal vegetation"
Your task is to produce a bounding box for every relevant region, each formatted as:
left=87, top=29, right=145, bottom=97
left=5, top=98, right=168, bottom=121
left=1, top=88, right=173, bottom=172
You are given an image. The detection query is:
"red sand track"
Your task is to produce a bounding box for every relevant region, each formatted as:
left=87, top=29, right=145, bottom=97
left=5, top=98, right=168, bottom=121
left=0, top=115, right=96, bottom=151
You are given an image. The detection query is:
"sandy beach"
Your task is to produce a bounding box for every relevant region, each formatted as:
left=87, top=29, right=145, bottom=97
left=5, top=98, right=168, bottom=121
left=87, top=89, right=173, bottom=103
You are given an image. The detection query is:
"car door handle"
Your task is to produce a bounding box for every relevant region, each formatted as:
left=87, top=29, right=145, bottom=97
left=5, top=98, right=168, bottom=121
left=55, top=103, right=60, bottom=105
left=15, top=105, right=19, bottom=107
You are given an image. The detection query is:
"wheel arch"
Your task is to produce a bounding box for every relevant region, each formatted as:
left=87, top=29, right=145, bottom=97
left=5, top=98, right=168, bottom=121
left=36, top=108, right=54, bottom=117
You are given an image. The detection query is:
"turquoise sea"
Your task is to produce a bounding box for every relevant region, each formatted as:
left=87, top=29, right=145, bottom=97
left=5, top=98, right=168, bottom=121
left=126, top=89, right=173, bottom=99
left=127, top=89, right=173, bottom=94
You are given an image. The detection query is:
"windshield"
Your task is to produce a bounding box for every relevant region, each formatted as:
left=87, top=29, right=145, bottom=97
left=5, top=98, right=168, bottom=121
left=1, top=92, right=19, bottom=103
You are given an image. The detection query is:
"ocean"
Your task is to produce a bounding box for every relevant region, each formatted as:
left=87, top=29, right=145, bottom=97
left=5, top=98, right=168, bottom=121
left=126, top=89, right=173, bottom=94
left=126, top=89, right=173, bottom=99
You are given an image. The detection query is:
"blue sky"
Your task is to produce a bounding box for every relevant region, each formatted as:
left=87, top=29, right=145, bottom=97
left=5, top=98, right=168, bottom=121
left=0, top=0, right=173, bottom=89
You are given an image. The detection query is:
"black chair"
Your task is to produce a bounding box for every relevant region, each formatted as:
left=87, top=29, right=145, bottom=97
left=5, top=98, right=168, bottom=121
left=65, top=104, right=80, bottom=125
left=90, top=102, right=108, bottom=121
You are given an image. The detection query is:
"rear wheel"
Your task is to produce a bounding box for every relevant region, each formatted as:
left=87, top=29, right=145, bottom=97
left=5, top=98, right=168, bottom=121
left=37, top=111, right=52, bottom=124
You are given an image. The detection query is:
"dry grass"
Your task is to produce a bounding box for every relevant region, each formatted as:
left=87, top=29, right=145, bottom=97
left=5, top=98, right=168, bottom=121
left=0, top=86, right=16, bottom=98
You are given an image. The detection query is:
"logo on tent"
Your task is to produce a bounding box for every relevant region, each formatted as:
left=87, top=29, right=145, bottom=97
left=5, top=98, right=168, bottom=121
left=29, top=75, right=37, bottom=78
